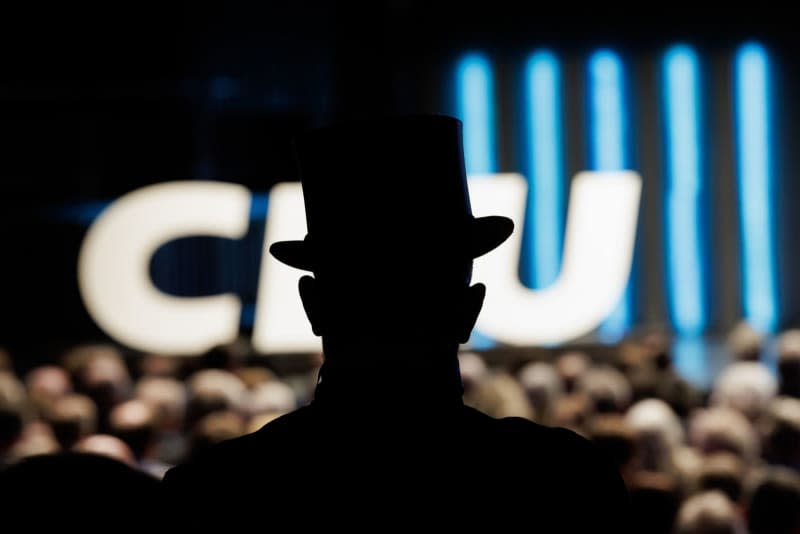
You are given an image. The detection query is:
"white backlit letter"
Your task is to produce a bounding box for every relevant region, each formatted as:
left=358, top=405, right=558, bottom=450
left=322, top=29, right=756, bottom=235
left=252, top=183, right=320, bottom=354
left=78, top=181, right=251, bottom=355
left=470, top=172, right=641, bottom=345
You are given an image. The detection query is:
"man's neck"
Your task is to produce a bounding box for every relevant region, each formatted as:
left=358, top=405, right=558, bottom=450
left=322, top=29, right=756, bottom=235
left=312, top=340, right=464, bottom=409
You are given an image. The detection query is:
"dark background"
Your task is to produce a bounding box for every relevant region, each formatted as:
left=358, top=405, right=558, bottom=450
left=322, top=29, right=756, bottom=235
left=1, top=2, right=798, bottom=367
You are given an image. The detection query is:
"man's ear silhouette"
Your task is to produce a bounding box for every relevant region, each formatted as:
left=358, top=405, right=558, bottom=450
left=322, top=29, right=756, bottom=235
left=458, top=283, right=486, bottom=344
left=298, top=275, right=323, bottom=336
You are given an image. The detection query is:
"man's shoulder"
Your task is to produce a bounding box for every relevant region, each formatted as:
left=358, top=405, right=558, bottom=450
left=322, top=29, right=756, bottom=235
left=494, top=412, right=620, bottom=468
left=459, top=407, right=630, bottom=526
left=163, top=406, right=314, bottom=485
left=462, top=405, right=593, bottom=451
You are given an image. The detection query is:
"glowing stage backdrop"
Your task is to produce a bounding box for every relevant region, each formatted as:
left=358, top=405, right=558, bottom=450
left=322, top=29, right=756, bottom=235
left=21, top=35, right=800, bottom=389
left=0, top=8, right=800, bottom=390
left=450, top=42, right=786, bottom=343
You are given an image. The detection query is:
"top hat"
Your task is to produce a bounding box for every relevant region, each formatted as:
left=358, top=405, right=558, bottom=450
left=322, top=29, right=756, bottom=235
left=269, top=114, right=513, bottom=274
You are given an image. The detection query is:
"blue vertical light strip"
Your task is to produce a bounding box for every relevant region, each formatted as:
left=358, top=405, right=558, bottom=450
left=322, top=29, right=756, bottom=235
left=525, top=51, right=564, bottom=288
left=588, top=49, right=633, bottom=340
left=672, top=337, right=710, bottom=389
left=455, top=53, right=497, bottom=174
left=663, top=45, right=706, bottom=336
left=455, top=52, right=497, bottom=349
left=735, top=43, right=778, bottom=333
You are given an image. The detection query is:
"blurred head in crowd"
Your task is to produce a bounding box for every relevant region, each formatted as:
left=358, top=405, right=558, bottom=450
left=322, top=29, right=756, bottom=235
left=760, top=396, right=800, bottom=469
left=555, top=351, right=590, bottom=394
left=675, top=490, right=745, bottom=534
left=625, top=398, right=684, bottom=473
left=73, top=433, right=137, bottom=467
left=697, top=452, right=746, bottom=503
left=619, top=330, right=672, bottom=373
left=458, top=351, right=488, bottom=394
left=671, top=444, right=705, bottom=492
left=109, top=399, right=158, bottom=461
left=79, top=347, right=132, bottom=401
left=653, top=371, right=703, bottom=420
left=621, top=332, right=703, bottom=417
left=641, top=331, right=673, bottom=365
left=189, top=410, right=246, bottom=460
left=711, top=361, right=776, bottom=421
left=777, top=329, right=800, bottom=397
left=186, top=369, right=246, bottom=427
left=134, top=377, right=190, bottom=467
left=551, top=392, right=592, bottom=434
left=25, top=365, right=72, bottom=414
left=463, top=371, right=533, bottom=419
left=135, top=376, right=188, bottom=432
left=577, top=365, right=632, bottom=414
left=235, top=366, right=277, bottom=389
left=138, top=353, right=183, bottom=379
left=727, top=320, right=764, bottom=362
left=0, top=371, right=29, bottom=459
left=517, top=361, right=563, bottom=424
left=5, top=421, right=60, bottom=463
left=626, top=398, right=684, bottom=449
left=64, top=344, right=132, bottom=432
left=61, top=343, right=124, bottom=379
left=689, top=407, right=760, bottom=463
left=5, top=420, right=60, bottom=463
left=244, top=380, right=296, bottom=417
left=746, top=466, right=800, bottom=534
left=44, top=393, right=97, bottom=450
left=624, top=363, right=660, bottom=404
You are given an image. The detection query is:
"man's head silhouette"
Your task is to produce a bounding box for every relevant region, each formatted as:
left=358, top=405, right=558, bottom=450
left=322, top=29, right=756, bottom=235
left=270, top=115, right=513, bottom=403
left=162, top=116, right=630, bottom=528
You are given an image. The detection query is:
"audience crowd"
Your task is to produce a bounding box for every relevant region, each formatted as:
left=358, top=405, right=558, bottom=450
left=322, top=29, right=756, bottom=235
left=2, top=322, right=800, bottom=532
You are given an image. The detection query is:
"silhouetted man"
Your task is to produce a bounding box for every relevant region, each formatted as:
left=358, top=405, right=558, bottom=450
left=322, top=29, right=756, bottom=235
left=1, top=452, right=160, bottom=528
left=162, top=115, right=629, bottom=530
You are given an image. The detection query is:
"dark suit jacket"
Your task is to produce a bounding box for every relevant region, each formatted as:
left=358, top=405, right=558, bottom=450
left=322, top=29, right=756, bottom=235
left=162, top=402, right=629, bottom=531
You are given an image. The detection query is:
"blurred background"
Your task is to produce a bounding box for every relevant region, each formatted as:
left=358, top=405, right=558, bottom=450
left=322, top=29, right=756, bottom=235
left=2, top=2, right=800, bottom=532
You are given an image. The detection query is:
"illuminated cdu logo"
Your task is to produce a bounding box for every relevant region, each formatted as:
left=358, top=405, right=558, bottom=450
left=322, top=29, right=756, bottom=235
left=74, top=40, right=779, bottom=363
left=78, top=173, right=641, bottom=355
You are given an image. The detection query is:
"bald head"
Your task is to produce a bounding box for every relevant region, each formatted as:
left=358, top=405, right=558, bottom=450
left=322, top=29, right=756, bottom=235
left=109, top=400, right=158, bottom=460
left=577, top=366, right=632, bottom=414
left=689, top=407, right=760, bottom=462
left=518, top=362, right=563, bottom=424
left=711, top=361, right=777, bottom=420
left=25, top=365, right=72, bottom=412
left=676, top=491, right=743, bottom=534
left=73, top=434, right=137, bottom=467
left=556, top=351, right=590, bottom=393
left=727, top=321, right=764, bottom=362
left=135, top=376, right=187, bottom=430
left=45, top=393, right=97, bottom=449
left=244, top=381, right=297, bottom=418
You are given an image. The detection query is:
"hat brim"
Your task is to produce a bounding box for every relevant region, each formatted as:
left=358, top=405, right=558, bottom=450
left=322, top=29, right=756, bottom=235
left=269, top=215, right=514, bottom=271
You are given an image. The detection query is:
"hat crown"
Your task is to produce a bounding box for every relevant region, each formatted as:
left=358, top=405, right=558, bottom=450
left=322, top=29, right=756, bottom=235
left=269, top=114, right=514, bottom=273
left=295, top=115, right=473, bottom=249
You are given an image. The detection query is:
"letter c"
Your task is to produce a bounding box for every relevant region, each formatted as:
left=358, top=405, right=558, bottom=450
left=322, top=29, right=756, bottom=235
left=77, top=181, right=251, bottom=355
